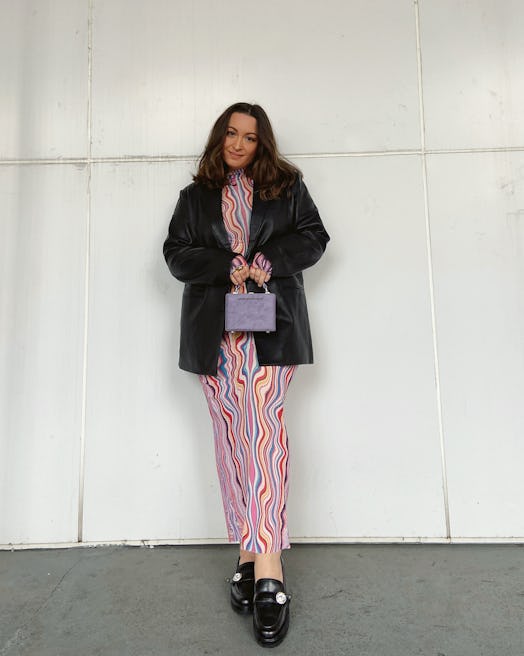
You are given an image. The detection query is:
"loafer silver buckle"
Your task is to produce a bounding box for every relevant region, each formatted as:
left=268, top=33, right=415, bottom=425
left=275, top=591, right=287, bottom=605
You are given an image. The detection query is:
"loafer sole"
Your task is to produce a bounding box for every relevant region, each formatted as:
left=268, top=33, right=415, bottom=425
left=254, top=610, right=290, bottom=648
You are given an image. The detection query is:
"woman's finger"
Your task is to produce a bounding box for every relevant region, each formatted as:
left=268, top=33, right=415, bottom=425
left=249, top=267, right=269, bottom=287
left=230, top=265, right=249, bottom=286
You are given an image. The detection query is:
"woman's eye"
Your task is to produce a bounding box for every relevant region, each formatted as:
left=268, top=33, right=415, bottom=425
left=226, top=129, right=236, bottom=137
left=246, top=136, right=257, bottom=143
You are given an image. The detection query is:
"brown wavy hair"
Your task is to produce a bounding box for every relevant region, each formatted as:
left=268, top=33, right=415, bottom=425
left=193, top=102, right=299, bottom=200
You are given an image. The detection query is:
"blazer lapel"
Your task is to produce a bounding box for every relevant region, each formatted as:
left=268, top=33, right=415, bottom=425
left=202, top=187, right=231, bottom=251
left=246, top=190, right=266, bottom=260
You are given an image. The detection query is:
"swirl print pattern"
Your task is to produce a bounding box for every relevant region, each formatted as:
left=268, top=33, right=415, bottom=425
left=200, top=333, right=295, bottom=553
left=222, top=168, right=252, bottom=257
left=199, top=168, right=296, bottom=553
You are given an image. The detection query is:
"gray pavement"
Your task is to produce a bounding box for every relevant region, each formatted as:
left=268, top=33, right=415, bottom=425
left=1, top=543, right=523, bottom=655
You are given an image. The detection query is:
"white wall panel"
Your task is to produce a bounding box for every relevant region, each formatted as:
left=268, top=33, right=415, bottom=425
left=420, top=0, right=524, bottom=150
left=0, top=165, right=86, bottom=543
left=83, top=161, right=229, bottom=541
left=428, top=151, right=524, bottom=537
left=285, top=156, right=445, bottom=539
left=0, top=0, right=88, bottom=160
left=91, top=0, right=420, bottom=158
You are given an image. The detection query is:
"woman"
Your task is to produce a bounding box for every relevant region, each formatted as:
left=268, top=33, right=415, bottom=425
left=163, top=102, right=329, bottom=647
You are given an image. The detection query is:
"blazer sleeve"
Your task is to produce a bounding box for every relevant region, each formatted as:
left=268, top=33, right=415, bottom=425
left=163, top=187, right=235, bottom=285
left=257, top=177, right=329, bottom=277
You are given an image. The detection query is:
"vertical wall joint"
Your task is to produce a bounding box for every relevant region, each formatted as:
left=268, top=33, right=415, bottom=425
left=414, top=0, right=451, bottom=540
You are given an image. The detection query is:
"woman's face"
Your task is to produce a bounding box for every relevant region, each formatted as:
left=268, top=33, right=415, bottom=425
left=222, top=112, right=258, bottom=170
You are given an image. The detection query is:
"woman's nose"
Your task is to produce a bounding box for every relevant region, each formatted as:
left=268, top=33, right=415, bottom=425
left=233, top=135, right=243, bottom=150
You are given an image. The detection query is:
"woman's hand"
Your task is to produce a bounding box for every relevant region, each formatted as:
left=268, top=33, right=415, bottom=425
left=249, top=266, right=271, bottom=287
left=230, top=252, right=272, bottom=287
left=249, top=252, right=273, bottom=287
left=230, top=264, right=250, bottom=286
left=230, top=255, right=250, bottom=286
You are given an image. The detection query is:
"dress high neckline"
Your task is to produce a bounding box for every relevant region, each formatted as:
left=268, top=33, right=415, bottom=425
left=227, top=168, right=244, bottom=185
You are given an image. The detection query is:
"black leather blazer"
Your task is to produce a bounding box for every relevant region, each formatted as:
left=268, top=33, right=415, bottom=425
left=163, top=175, right=329, bottom=375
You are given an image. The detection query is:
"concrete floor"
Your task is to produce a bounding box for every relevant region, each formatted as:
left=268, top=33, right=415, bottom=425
left=0, top=544, right=523, bottom=656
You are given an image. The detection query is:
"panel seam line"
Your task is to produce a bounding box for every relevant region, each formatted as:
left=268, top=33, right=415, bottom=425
left=2, top=147, right=524, bottom=167
left=77, top=0, right=93, bottom=544
left=414, top=0, right=451, bottom=539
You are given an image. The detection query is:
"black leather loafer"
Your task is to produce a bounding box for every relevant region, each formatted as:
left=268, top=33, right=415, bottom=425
left=230, top=560, right=255, bottom=614
left=253, top=578, right=290, bottom=647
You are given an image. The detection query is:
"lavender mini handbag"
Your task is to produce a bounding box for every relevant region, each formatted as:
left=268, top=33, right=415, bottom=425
left=225, top=283, right=276, bottom=333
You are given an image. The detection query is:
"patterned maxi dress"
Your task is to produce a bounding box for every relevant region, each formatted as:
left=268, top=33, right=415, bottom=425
left=199, top=168, right=296, bottom=554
